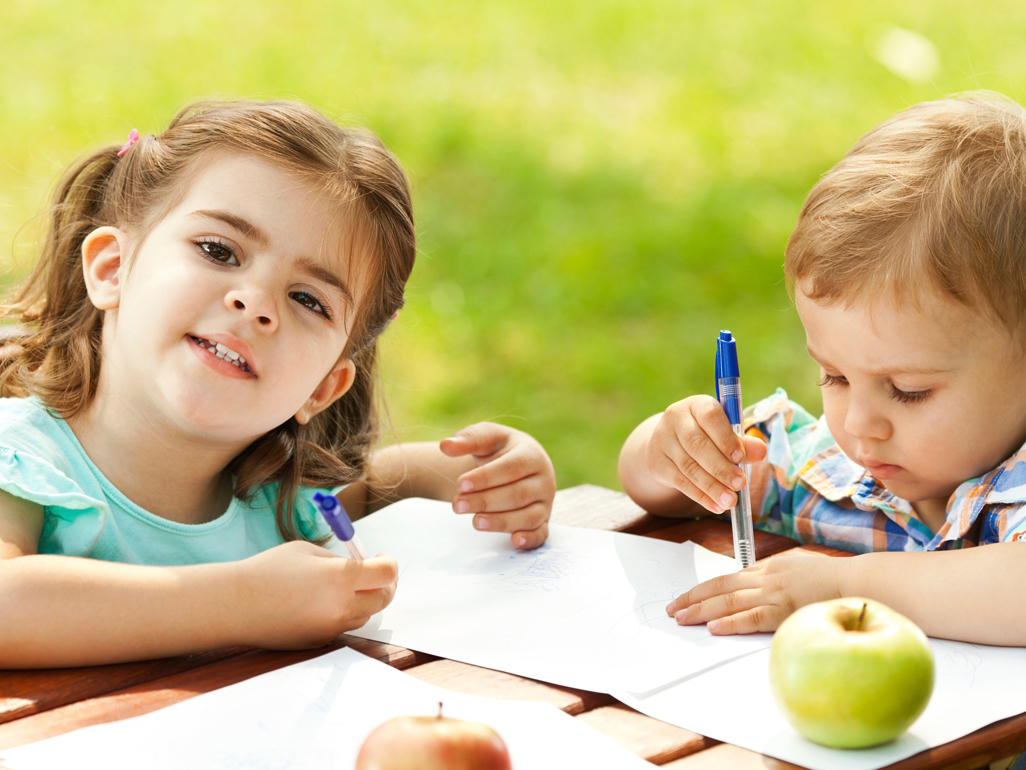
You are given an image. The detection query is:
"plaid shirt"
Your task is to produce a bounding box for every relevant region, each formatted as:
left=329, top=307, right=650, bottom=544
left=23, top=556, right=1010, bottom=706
left=744, top=389, right=1026, bottom=552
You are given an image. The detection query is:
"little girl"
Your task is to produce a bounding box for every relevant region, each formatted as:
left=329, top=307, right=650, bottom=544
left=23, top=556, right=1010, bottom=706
left=0, top=99, right=556, bottom=668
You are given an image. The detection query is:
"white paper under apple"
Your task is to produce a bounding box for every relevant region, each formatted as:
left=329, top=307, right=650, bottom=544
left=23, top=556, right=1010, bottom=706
left=346, top=498, right=771, bottom=693
left=616, top=637, right=1026, bottom=770
left=0, top=647, right=654, bottom=770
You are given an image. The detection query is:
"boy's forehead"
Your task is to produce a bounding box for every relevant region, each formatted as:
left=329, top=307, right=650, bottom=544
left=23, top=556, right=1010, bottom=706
left=795, top=286, right=1001, bottom=373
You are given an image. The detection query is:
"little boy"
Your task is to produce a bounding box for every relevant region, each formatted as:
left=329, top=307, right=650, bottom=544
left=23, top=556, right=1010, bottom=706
left=619, top=93, right=1026, bottom=646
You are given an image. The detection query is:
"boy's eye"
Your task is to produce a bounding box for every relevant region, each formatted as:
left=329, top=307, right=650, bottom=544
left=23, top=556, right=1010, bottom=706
left=889, top=386, right=933, bottom=405
left=290, top=291, right=332, bottom=320
left=817, top=373, right=847, bottom=388
left=197, top=240, right=239, bottom=266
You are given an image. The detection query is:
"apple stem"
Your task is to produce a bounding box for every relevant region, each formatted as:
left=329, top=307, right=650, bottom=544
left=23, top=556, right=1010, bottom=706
left=857, top=602, right=867, bottom=631
left=438, top=701, right=443, bottom=719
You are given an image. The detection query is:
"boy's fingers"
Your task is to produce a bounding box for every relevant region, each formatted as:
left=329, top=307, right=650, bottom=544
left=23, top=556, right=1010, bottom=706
left=439, top=422, right=511, bottom=460
left=743, top=435, right=767, bottom=463
left=708, top=606, right=781, bottom=635
left=690, top=398, right=745, bottom=460
left=454, top=476, right=551, bottom=514
left=649, top=452, right=726, bottom=513
left=470, top=501, right=550, bottom=534
left=658, top=441, right=739, bottom=512
left=673, top=587, right=760, bottom=627
left=665, top=573, right=737, bottom=616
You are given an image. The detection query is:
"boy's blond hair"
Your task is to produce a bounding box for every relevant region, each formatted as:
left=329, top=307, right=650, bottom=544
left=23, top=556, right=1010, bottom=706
left=785, top=92, right=1026, bottom=342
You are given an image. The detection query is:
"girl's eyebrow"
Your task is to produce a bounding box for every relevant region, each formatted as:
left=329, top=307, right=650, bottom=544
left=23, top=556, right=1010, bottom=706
left=189, top=209, right=352, bottom=302
left=806, top=345, right=950, bottom=376
left=190, top=209, right=269, bottom=247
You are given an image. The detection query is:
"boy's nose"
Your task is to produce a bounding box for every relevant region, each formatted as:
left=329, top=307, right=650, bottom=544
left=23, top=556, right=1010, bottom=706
left=843, top=399, right=891, bottom=442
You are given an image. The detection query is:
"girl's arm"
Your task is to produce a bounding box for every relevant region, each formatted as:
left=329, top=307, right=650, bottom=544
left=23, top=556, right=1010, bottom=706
left=339, top=422, right=556, bottom=550
left=0, top=491, right=397, bottom=668
left=666, top=543, right=1026, bottom=646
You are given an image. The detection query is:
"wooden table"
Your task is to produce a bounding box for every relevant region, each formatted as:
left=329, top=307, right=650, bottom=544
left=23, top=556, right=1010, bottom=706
left=1, top=484, right=1024, bottom=769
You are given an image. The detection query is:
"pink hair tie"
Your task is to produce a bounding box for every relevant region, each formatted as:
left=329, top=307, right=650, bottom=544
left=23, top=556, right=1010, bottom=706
left=117, top=129, right=140, bottom=157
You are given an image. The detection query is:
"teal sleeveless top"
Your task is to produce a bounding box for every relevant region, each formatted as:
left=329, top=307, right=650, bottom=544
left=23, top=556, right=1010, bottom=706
left=0, top=397, right=339, bottom=565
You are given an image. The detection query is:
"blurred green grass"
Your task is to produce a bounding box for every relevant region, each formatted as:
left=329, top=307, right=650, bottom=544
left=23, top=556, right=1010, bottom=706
left=2, top=0, right=1025, bottom=489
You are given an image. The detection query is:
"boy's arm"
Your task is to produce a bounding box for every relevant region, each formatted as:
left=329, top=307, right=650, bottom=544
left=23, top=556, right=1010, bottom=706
left=0, top=490, right=396, bottom=668
left=669, top=544, right=1026, bottom=646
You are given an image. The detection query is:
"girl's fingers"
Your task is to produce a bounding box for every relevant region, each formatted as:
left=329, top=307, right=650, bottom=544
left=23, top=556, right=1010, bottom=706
left=347, top=555, right=399, bottom=591
left=511, top=521, right=548, bottom=550
left=439, top=422, right=511, bottom=461
left=454, top=475, right=550, bottom=514
left=471, top=501, right=550, bottom=535
left=456, top=447, right=546, bottom=493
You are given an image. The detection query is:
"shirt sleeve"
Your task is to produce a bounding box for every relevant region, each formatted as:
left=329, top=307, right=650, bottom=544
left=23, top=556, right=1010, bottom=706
left=0, top=447, right=108, bottom=557
left=742, top=388, right=834, bottom=542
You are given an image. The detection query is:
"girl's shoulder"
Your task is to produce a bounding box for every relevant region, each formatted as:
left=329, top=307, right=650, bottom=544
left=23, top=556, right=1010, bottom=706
left=0, top=396, right=74, bottom=456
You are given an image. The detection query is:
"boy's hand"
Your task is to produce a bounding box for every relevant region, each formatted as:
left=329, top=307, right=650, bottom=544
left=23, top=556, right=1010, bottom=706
left=237, top=541, right=398, bottom=650
left=646, top=395, right=767, bottom=513
left=666, top=550, right=849, bottom=634
left=440, top=422, right=556, bottom=550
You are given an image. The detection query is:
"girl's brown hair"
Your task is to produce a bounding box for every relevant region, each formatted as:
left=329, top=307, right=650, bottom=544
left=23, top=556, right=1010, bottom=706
left=785, top=92, right=1026, bottom=343
left=0, top=99, right=416, bottom=541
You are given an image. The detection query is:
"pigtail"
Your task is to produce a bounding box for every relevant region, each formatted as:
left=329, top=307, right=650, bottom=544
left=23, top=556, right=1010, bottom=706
left=0, top=147, right=121, bottom=412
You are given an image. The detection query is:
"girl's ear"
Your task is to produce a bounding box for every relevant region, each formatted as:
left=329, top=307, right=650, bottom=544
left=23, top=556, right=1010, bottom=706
left=294, top=359, right=357, bottom=425
left=82, top=226, right=130, bottom=310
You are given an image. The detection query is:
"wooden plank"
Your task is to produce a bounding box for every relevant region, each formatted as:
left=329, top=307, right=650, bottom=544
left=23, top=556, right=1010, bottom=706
left=660, top=742, right=808, bottom=769
left=575, top=703, right=717, bottom=764
left=405, top=659, right=612, bottom=715
left=551, top=484, right=658, bottom=532
left=0, top=639, right=433, bottom=751
left=643, top=517, right=799, bottom=560
left=882, top=712, right=1026, bottom=770
left=0, top=645, right=253, bottom=726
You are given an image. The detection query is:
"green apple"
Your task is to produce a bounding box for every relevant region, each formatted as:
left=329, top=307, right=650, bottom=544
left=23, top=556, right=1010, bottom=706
left=355, top=702, right=512, bottom=770
left=769, top=597, right=934, bottom=749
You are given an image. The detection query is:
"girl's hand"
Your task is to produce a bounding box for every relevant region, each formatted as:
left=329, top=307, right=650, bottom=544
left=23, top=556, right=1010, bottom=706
left=646, top=395, right=767, bottom=513
left=666, top=550, right=849, bottom=634
left=236, top=541, right=398, bottom=650
left=440, top=422, right=556, bottom=550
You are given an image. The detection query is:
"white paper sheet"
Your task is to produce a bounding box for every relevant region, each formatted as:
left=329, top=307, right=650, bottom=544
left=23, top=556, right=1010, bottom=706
left=0, top=647, right=654, bottom=770
left=616, top=637, right=1026, bottom=770
left=347, top=498, right=771, bottom=693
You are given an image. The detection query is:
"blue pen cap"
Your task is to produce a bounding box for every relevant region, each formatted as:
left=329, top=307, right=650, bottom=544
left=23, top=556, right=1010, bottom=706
left=716, top=330, right=742, bottom=424
left=313, top=492, right=355, bottom=541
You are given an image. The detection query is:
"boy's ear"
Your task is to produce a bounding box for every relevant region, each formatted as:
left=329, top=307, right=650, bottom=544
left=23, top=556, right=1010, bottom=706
left=294, top=359, right=357, bottom=425
left=82, top=226, right=129, bottom=310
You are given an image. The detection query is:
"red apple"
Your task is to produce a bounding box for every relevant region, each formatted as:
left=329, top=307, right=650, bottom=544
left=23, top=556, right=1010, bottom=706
left=356, top=702, right=512, bottom=770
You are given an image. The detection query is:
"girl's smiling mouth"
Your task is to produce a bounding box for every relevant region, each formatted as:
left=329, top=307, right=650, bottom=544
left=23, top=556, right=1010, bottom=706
left=188, top=335, right=255, bottom=377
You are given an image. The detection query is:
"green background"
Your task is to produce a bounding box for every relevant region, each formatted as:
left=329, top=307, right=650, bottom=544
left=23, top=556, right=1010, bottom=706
left=2, top=1, right=1024, bottom=490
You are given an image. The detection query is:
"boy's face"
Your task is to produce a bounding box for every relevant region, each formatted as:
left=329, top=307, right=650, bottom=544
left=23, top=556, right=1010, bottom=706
left=795, top=285, right=1026, bottom=520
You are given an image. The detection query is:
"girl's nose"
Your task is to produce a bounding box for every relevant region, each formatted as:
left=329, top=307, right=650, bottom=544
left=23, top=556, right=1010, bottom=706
left=225, top=288, right=278, bottom=332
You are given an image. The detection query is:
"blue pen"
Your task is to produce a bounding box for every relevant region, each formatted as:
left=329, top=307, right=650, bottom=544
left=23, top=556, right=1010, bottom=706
left=313, top=492, right=368, bottom=561
left=715, top=330, right=757, bottom=570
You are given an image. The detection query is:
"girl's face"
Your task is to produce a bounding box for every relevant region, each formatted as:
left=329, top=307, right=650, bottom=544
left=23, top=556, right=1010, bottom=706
left=91, top=153, right=360, bottom=446
left=795, top=285, right=1026, bottom=523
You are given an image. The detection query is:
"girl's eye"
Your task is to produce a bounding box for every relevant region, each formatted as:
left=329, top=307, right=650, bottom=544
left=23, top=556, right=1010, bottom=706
left=890, top=386, right=933, bottom=405
left=290, top=291, right=333, bottom=320
left=196, top=240, right=239, bottom=266
left=817, top=373, right=848, bottom=388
